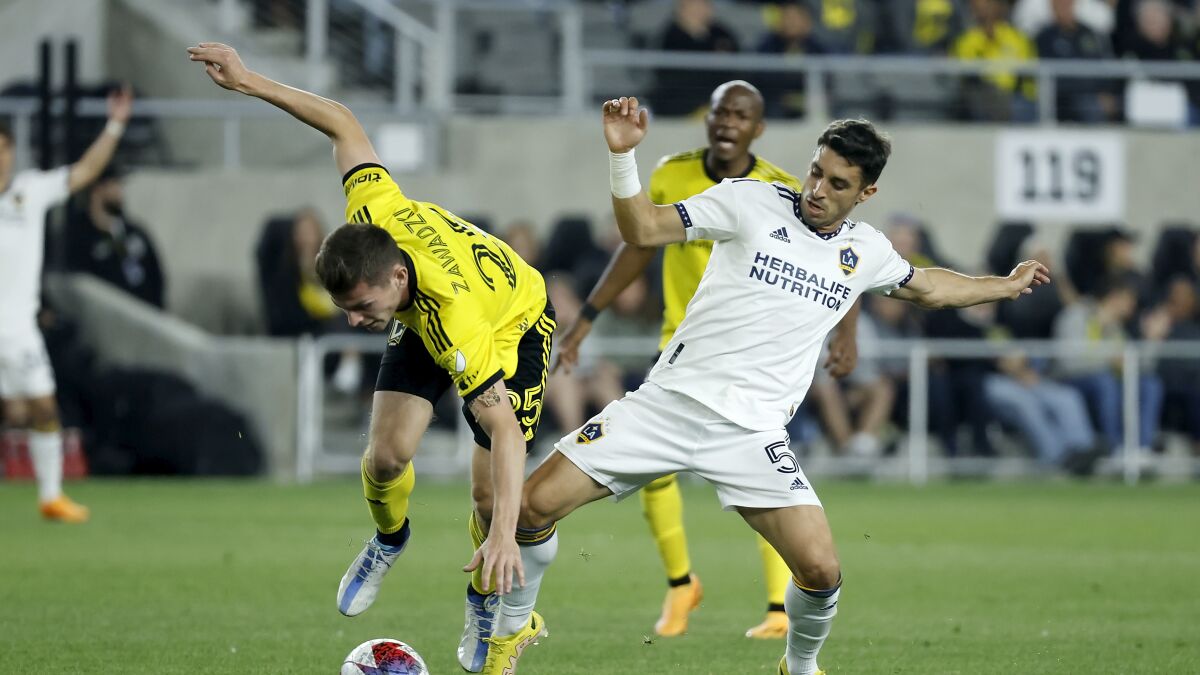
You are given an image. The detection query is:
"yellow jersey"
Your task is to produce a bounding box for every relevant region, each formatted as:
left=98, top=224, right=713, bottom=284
left=951, top=22, right=1037, bottom=97
left=648, top=149, right=802, bottom=350
left=343, top=163, right=547, bottom=399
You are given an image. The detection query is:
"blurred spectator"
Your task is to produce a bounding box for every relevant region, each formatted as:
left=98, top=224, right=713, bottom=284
left=652, top=0, right=741, bottom=116
left=925, top=306, right=997, bottom=457
left=757, top=1, right=827, bottom=118
left=976, top=298, right=1098, bottom=470
left=256, top=208, right=334, bottom=337
left=952, top=0, right=1039, bottom=122
left=501, top=220, right=542, bottom=270
left=996, top=236, right=1072, bottom=338
left=1153, top=277, right=1200, bottom=451
left=809, top=0, right=879, bottom=54
left=1035, top=0, right=1121, bottom=123
left=1053, top=276, right=1164, bottom=453
left=540, top=215, right=609, bottom=299
left=808, top=309, right=896, bottom=457
left=877, top=0, right=968, bottom=54
left=1149, top=225, right=1197, bottom=293
left=64, top=168, right=166, bottom=309
left=1013, top=0, right=1116, bottom=36
left=1124, top=0, right=1199, bottom=122
left=1125, top=0, right=1192, bottom=60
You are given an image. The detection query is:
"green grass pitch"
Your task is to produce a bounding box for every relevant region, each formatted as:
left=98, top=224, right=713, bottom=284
left=2, top=478, right=1198, bottom=674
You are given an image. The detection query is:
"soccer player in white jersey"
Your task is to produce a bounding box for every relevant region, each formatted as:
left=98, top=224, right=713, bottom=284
left=471, top=97, right=1051, bottom=674
left=0, top=86, right=133, bottom=523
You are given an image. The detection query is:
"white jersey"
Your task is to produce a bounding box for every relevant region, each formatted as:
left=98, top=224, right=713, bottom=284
left=647, top=178, right=915, bottom=431
left=0, top=167, right=69, bottom=328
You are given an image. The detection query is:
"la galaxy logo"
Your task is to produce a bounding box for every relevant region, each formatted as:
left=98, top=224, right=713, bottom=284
left=838, top=245, right=859, bottom=277
left=576, top=420, right=605, bottom=445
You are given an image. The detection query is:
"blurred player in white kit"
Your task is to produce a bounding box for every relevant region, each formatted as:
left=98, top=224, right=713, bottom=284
left=0, top=85, right=133, bottom=522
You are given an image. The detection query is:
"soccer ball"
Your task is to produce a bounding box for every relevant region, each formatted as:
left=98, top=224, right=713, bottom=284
left=340, top=639, right=428, bottom=674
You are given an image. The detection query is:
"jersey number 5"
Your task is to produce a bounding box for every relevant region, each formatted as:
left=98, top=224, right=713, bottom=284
left=764, top=441, right=799, bottom=474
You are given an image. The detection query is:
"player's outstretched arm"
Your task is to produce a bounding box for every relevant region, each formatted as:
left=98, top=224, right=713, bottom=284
left=187, top=42, right=378, bottom=176
left=67, top=84, right=132, bottom=194
left=553, top=242, right=656, bottom=374
left=604, top=97, right=686, bottom=248
left=462, top=381, right=526, bottom=595
left=891, top=260, right=1051, bottom=309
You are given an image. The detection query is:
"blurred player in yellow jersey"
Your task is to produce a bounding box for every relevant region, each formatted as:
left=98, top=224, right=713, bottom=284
left=189, top=43, right=554, bottom=672
left=555, top=81, right=860, bottom=639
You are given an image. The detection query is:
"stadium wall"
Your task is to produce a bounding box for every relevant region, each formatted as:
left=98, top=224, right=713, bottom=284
left=120, top=118, right=1200, bottom=332
left=45, top=274, right=298, bottom=478
left=0, top=0, right=107, bottom=87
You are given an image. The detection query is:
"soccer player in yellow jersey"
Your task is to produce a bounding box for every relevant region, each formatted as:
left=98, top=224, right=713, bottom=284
left=188, top=43, right=554, bottom=672
left=555, top=81, right=860, bottom=639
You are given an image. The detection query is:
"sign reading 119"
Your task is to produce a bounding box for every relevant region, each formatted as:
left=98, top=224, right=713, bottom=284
left=995, top=131, right=1125, bottom=222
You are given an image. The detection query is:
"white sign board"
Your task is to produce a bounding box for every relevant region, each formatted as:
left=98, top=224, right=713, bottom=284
left=995, top=131, right=1124, bottom=222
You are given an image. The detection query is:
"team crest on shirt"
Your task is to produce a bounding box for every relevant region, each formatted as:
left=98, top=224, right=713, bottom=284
left=387, top=320, right=407, bottom=346
left=576, top=420, right=605, bottom=445
left=838, top=245, right=860, bottom=277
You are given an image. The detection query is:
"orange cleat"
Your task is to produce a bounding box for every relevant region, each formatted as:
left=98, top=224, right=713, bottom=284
left=39, top=495, right=89, bottom=523
left=654, top=573, right=703, bottom=637
left=746, top=610, right=789, bottom=639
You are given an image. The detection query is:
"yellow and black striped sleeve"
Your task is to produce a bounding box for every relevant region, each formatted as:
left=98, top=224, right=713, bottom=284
left=342, top=162, right=411, bottom=226
left=411, top=290, right=504, bottom=402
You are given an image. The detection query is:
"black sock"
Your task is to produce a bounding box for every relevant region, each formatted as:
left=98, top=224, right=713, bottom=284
left=376, top=519, right=411, bottom=548
left=668, top=573, right=692, bottom=588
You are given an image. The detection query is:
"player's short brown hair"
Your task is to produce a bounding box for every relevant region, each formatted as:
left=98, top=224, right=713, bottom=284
left=315, top=223, right=404, bottom=295
left=817, top=119, right=892, bottom=187
left=0, top=124, right=12, bottom=144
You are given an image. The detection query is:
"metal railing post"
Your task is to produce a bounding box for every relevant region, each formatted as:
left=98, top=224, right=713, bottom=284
left=1037, top=65, right=1057, bottom=124
left=431, top=0, right=455, bottom=113
left=908, top=345, right=930, bottom=486
left=396, top=33, right=417, bottom=112
left=1122, top=346, right=1140, bottom=485
left=806, top=63, right=828, bottom=122
left=296, top=335, right=318, bottom=483
left=559, top=3, right=586, bottom=114
left=306, top=0, right=329, bottom=92
left=12, top=111, right=33, bottom=172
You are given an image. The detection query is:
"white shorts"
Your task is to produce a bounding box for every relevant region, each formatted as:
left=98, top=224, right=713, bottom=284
left=555, top=382, right=822, bottom=511
left=0, top=327, right=56, bottom=399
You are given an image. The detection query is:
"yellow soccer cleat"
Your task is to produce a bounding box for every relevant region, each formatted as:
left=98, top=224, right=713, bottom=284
left=654, top=573, right=703, bottom=637
left=39, top=494, right=89, bottom=524
left=481, top=610, right=547, bottom=675
left=746, top=610, right=788, bottom=639
left=778, top=656, right=825, bottom=675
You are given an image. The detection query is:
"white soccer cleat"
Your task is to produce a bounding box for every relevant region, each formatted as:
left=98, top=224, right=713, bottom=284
left=457, top=587, right=500, bottom=672
left=336, top=535, right=407, bottom=616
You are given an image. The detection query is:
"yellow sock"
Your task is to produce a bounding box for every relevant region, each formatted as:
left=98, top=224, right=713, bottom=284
left=640, top=474, right=691, bottom=581
left=468, top=510, right=491, bottom=594
left=758, top=533, right=791, bottom=609
left=361, top=458, right=414, bottom=535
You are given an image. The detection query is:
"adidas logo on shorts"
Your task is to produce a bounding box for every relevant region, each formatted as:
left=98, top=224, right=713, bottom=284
left=769, top=227, right=790, bottom=243
left=789, top=477, right=808, bottom=491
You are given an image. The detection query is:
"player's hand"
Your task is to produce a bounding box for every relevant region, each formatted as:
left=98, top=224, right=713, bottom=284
left=551, top=318, right=593, bottom=375
left=824, top=328, right=858, bottom=378
left=602, top=97, right=649, bottom=154
left=463, top=535, right=525, bottom=595
left=1007, top=260, right=1051, bottom=298
left=107, top=84, right=134, bottom=124
left=187, top=42, right=253, bottom=93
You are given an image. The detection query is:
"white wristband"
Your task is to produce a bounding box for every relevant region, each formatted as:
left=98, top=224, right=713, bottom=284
left=609, top=149, right=641, bottom=199
left=104, top=120, right=126, bottom=138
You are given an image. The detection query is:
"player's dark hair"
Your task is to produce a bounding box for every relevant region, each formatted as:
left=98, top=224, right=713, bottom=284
left=817, top=118, right=891, bottom=187
left=0, top=123, right=11, bottom=143
left=315, top=223, right=404, bottom=295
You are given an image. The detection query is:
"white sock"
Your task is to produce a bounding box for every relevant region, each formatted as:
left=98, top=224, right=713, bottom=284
left=29, top=430, right=63, bottom=502
left=785, top=579, right=841, bottom=675
left=495, top=527, right=558, bottom=637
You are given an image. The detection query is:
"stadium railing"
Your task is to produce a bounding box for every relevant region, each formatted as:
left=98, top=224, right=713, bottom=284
left=297, top=333, right=1200, bottom=486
